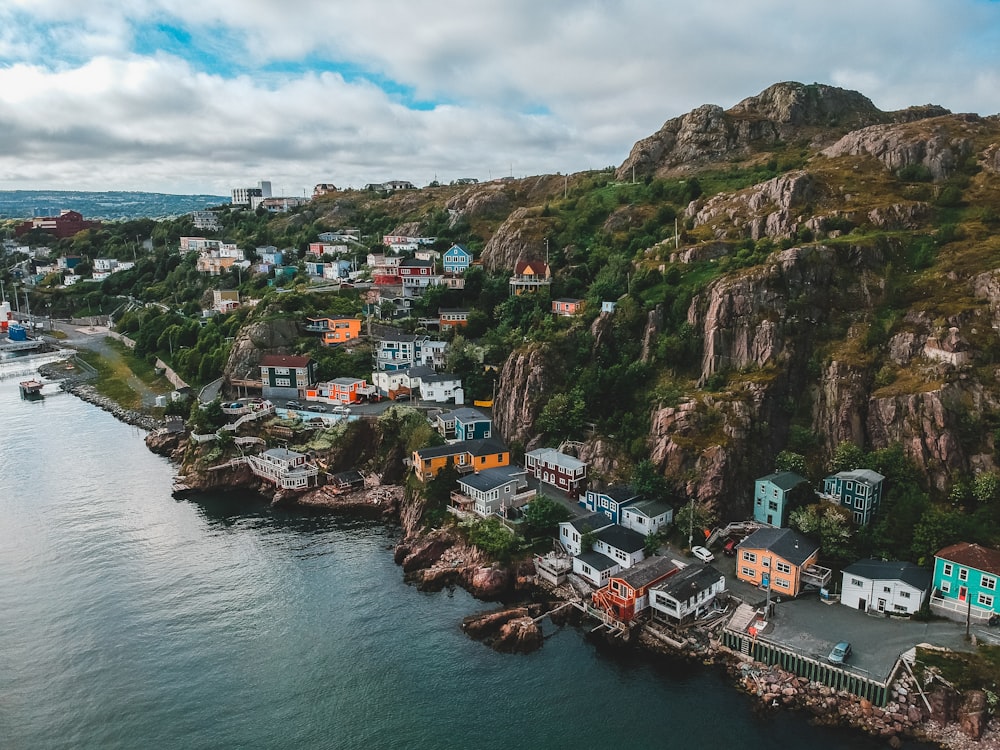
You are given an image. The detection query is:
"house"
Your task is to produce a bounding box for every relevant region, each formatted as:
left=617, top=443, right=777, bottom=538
left=14, top=210, right=101, bottom=239
left=558, top=513, right=613, bottom=556
left=439, top=308, right=470, bottom=330
left=620, top=499, right=674, bottom=536
left=440, top=272, right=466, bottom=290
left=509, top=259, right=552, bottom=295
left=399, top=258, right=439, bottom=295
left=385, top=180, right=415, bottom=191
left=572, top=551, right=620, bottom=588
left=313, top=183, right=338, bottom=198
left=259, top=248, right=284, bottom=265
left=601, top=300, right=617, bottom=314
left=373, top=331, right=445, bottom=371
left=819, top=468, right=885, bottom=526
left=593, top=525, right=647, bottom=570
left=311, top=377, right=370, bottom=404
left=841, top=559, right=931, bottom=616
left=930, top=542, right=1000, bottom=623
left=436, top=408, right=492, bottom=440
left=442, top=244, right=473, bottom=274
left=552, top=298, right=585, bottom=316
left=411, top=438, right=510, bottom=482
left=753, top=471, right=810, bottom=527
left=735, top=527, right=830, bottom=597
left=212, top=290, right=240, bottom=313
left=303, top=317, right=361, bottom=345
left=592, top=556, right=679, bottom=623
left=259, top=354, right=317, bottom=400
left=418, top=372, right=464, bottom=404
left=649, top=563, right=726, bottom=624
left=244, top=447, right=318, bottom=490
left=581, top=484, right=642, bottom=523
left=329, top=470, right=365, bottom=493
left=371, top=364, right=434, bottom=401
left=524, top=447, right=588, bottom=498
left=190, top=210, right=221, bottom=231
left=454, top=466, right=533, bottom=517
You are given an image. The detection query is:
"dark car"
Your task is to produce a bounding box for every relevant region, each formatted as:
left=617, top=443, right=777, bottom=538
left=286, top=400, right=302, bottom=409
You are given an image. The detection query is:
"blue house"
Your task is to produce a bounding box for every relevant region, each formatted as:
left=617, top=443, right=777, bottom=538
left=753, top=471, right=810, bottom=527
left=454, top=408, right=492, bottom=441
left=930, top=542, right=1000, bottom=623
left=442, top=244, right=473, bottom=274
left=260, top=248, right=284, bottom=265
left=581, top=484, right=642, bottom=523
left=819, top=469, right=885, bottom=526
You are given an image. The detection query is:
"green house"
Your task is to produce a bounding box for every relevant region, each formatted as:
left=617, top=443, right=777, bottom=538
left=753, top=471, right=810, bottom=527
left=931, top=542, right=1000, bottom=623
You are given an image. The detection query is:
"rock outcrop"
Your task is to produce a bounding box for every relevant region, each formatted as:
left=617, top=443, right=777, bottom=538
left=479, top=207, right=555, bottom=272
left=462, top=606, right=543, bottom=653
left=493, top=343, right=558, bottom=450
left=223, top=318, right=301, bottom=386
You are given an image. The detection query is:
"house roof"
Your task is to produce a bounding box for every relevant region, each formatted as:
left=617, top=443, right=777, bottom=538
left=513, top=259, right=549, bottom=276
left=332, top=470, right=364, bottom=485
left=525, top=447, right=587, bottom=471
left=576, top=550, right=619, bottom=572
left=458, top=466, right=526, bottom=493
left=827, top=468, right=885, bottom=486
left=403, top=365, right=436, bottom=379
left=330, top=377, right=364, bottom=386
left=260, top=354, right=313, bottom=368
left=263, top=447, right=305, bottom=460
left=421, top=372, right=461, bottom=384
left=935, top=543, right=1000, bottom=576
left=415, top=437, right=508, bottom=461
left=445, top=244, right=470, bottom=255
left=450, top=408, right=490, bottom=424
left=565, top=513, right=614, bottom=535
left=652, top=562, right=724, bottom=600
left=438, top=308, right=470, bottom=315
left=623, top=499, right=673, bottom=518
left=400, top=258, right=434, bottom=268
left=737, top=527, right=818, bottom=566
left=589, top=484, right=640, bottom=504
left=841, top=559, right=931, bottom=591
left=614, top=556, right=678, bottom=589
left=757, top=471, right=809, bottom=491
left=595, top=525, right=647, bottom=554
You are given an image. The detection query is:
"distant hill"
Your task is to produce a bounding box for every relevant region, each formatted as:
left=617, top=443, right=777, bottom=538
left=0, top=190, right=229, bottom=221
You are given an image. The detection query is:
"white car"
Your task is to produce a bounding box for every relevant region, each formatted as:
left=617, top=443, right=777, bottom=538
left=691, top=545, right=715, bottom=563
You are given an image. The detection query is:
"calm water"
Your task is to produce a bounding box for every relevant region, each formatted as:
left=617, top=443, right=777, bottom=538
left=0, top=363, right=923, bottom=749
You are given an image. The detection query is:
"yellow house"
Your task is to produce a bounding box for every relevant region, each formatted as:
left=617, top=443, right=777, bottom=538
left=735, top=527, right=829, bottom=597
left=412, top=438, right=510, bottom=482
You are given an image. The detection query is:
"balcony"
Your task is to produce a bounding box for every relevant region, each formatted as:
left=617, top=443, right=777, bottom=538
left=801, top=563, right=832, bottom=589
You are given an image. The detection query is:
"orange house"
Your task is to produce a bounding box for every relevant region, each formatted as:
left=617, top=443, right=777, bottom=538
left=735, top=527, right=829, bottom=597
left=552, top=298, right=585, bottom=316
left=320, top=318, right=361, bottom=346
left=411, top=438, right=510, bottom=482
left=439, top=308, right=470, bottom=330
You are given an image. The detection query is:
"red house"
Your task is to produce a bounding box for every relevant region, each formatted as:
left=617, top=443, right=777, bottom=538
left=592, top=557, right=679, bottom=623
left=15, top=210, right=101, bottom=239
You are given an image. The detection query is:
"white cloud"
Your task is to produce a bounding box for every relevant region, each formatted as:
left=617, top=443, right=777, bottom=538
left=0, top=0, right=998, bottom=193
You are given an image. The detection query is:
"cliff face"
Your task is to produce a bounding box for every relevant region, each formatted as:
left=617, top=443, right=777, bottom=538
left=223, top=318, right=301, bottom=385
left=493, top=344, right=558, bottom=450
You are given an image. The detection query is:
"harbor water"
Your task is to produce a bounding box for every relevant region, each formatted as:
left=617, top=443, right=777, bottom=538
left=0, top=363, right=930, bottom=749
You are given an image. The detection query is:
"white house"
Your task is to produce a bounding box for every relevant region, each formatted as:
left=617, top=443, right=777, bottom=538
left=649, top=563, right=726, bottom=623
left=573, top=551, right=620, bottom=587
left=418, top=372, right=464, bottom=404
left=593, top=525, right=647, bottom=569
left=620, top=499, right=674, bottom=536
left=558, top=513, right=613, bottom=556
left=840, top=559, right=931, bottom=616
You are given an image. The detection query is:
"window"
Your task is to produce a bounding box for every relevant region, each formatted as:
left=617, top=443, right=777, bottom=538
left=984, top=576, right=997, bottom=591
left=978, top=593, right=994, bottom=608
left=900, top=591, right=911, bottom=599
left=773, top=578, right=789, bottom=589
left=943, top=563, right=953, bottom=577
left=941, top=581, right=951, bottom=593
left=775, top=561, right=791, bottom=574
left=959, top=568, right=969, bottom=582
left=743, top=551, right=757, bottom=564
left=768, top=501, right=778, bottom=511
left=741, top=567, right=756, bottom=579
left=883, top=586, right=891, bottom=593
left=851, top=578, right=863, bottom=587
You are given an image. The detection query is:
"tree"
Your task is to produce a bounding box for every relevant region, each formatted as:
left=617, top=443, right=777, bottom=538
left=521, top=495, right=570, bottom=538
left=830, top=442, right=865, bottom=473
left=911, top=506, right=969, bottom=564
left=789, top=503, right=855, bottom=566
left=774, top=450, right=807, bottom=476
left=466, top=517, right=519, bottom=562
left=536, top=388, right=586, bottom=440
left=632, top=459, right=670, bottom=502
left=422, top=458, right=459, bottom=526
left=973, top=471, right=1000, bottom=505
left=675, top=500, right=717, bottom=549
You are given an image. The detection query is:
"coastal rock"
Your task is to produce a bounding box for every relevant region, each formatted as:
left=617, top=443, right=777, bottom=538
left=145, top=428, right=187, bottom=461
left=464, top=565, right=511, bottom=600
left=462, top=607, right=541, bottom=653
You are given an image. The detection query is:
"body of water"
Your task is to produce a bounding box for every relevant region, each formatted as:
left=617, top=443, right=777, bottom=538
left=0, top=363, right=928, bottom=749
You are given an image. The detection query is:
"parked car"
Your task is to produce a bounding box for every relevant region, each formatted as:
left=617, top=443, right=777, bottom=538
left=307, top=404, right=327, bottom=412
left=827, top=641, right=852, bottom=664
left=723, top=538, right=738, bottom=557
left=691, top=545, right=715, bottom=563
left=286, top=400, right=302, bottom=409
left=331, top=405, right=351, bottom=415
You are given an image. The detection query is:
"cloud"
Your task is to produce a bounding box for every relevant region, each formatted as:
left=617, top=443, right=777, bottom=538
left=0, top=0, right=998, bottom=193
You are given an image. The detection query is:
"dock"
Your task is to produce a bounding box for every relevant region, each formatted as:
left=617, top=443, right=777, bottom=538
left=19, top=379, right=44, bottom=398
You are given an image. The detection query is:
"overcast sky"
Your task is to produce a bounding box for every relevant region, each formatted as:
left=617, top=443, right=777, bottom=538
left=1, top=0, right=998, bottom=196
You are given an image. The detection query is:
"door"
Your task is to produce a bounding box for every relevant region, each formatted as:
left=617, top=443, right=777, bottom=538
left=767, top=514, right=773, bottom=525
left=959, top=586, right=968, bottom=602
left=877, top=598, right=886, bottom=613
left=858, top=598, right=866, bottom=612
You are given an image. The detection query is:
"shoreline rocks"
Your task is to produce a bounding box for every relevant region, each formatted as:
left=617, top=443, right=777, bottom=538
left=68, top=383, right=162, bottom=432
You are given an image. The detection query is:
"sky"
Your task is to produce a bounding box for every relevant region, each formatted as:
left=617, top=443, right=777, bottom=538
left=0, top=0, right=998, bottom=196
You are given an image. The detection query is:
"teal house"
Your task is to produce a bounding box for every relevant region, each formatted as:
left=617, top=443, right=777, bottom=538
left=753, top=471, right=809, bottom=527
left=442, top=244, right=473, bottom=274
left=819, top=469, right=885, bottom=525
left=930, top=542, right=1000, bottom=623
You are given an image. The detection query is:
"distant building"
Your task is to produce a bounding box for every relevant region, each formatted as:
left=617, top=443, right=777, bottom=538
left=442, top=244, right=473, bottom=274
left=212, top=290, right=240, bottom=313
left=231, top=181, right=272, bottom=207
left=313, top=183, right=338, bottom=198
left=190, top=210, right=221, bottom=231
left=14, top=210, right=101, bottom=239
left=552, top=298, right=585, bottom=317
left=509, top=259, right=551, bottom=295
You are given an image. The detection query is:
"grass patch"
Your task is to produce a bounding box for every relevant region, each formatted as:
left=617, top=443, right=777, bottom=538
left=105, top=339, right=174, bottom=391
left=75, top=349, right=142, bottom=409
left=916, top=645, right=1000, bottom=692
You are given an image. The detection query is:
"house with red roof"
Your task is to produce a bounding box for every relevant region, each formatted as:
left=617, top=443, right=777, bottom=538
left=259, top=354, right=317, bottom=399
left=931, top=542, right=1000, bottom=623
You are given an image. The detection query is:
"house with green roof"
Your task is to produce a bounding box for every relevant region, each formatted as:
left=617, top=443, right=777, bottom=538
left=753, top=471, right=810, bottom=527
left=819, top=468, right=885, bottom=526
